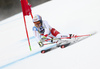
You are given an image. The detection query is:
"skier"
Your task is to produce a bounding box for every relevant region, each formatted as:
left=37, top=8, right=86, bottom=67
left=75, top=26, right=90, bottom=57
left=32, top=14, right=74, bottom=47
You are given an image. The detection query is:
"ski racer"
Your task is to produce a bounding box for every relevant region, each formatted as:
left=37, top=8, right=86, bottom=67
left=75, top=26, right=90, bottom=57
left=32, top=14, right=75, bottom=47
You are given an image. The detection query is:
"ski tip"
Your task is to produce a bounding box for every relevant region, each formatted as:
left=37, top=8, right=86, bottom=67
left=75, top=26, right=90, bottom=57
left=90, top=31, right=97, bottom=36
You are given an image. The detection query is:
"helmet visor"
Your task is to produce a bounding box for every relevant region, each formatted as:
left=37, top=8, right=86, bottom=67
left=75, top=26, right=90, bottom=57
left=34, top=21, right=41, bottom=25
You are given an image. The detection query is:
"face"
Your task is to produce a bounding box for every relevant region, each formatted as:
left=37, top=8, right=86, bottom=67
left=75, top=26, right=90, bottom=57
left=34, top=21, right=41, bottom=28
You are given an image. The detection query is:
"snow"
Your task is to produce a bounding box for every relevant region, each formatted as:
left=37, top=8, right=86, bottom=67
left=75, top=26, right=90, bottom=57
left=0, top=0, right=100, bottom=69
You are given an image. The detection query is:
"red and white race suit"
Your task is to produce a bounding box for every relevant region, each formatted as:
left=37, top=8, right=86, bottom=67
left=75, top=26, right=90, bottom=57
left=32, top=20, right=68, bottom=42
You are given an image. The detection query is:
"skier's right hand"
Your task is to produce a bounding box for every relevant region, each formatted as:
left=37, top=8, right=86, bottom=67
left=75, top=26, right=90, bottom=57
left=38, top=41, right=44, bottom=47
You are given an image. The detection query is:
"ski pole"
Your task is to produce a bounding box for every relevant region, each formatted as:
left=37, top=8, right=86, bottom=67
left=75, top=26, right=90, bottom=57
left=45, top=34, right=92, bottom=42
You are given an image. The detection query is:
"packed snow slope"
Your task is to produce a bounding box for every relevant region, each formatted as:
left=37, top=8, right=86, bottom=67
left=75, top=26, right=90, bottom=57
left=0, top=0, right=100, bottom=69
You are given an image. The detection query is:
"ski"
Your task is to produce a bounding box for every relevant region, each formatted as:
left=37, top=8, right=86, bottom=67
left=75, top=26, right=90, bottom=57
left=41, top=43, right=71, bottom=53
left=41, top=43, right=70, bottom=53
left=41, top=32, right=97, bottom=54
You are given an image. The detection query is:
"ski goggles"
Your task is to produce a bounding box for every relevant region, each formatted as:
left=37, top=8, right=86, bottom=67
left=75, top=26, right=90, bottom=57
left=34, top=21, right=41, bottom=25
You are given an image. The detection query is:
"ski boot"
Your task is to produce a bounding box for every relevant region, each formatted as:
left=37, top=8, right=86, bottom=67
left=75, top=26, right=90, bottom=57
left=57, top=40, right=70, bottom=48
left=69, top=34, right=76, bottom=39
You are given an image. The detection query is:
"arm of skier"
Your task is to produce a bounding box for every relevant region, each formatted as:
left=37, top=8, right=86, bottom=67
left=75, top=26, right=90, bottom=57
left=43, top=21, right=51, bottom=38
left=33, top=27, right=44, bottom=47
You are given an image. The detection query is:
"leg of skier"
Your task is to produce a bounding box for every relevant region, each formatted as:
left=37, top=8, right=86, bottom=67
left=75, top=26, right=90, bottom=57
left=50, top=28, right=75, bottom=46
left=50, top=28, right=74, bottom=39
left=50, top=28, right=67, bottom=44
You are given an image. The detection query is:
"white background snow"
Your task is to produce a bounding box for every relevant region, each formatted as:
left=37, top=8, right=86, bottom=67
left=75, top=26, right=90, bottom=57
left=0, top=0, right=100, bottom=69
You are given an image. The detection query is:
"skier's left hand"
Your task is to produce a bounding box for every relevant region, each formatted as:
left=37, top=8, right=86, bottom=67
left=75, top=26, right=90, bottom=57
left=40, top=36, right=47, bottom=42
left=42, top=36, right=47, bottom=39
left=42, top=34, right=48, bottom=39
left=40, top=34, right=48, bottom=42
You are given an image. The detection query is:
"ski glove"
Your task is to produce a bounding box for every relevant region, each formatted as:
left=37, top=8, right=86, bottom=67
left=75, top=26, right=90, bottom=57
left=42, top=34, right=48, bottom=39
left=40, top=36, right=47, bottom=42
left=38, top=41, right=44, bottom=47
left=41, top=34, right=48, bottom=41
left=42, top=36, right=46, bottom=39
